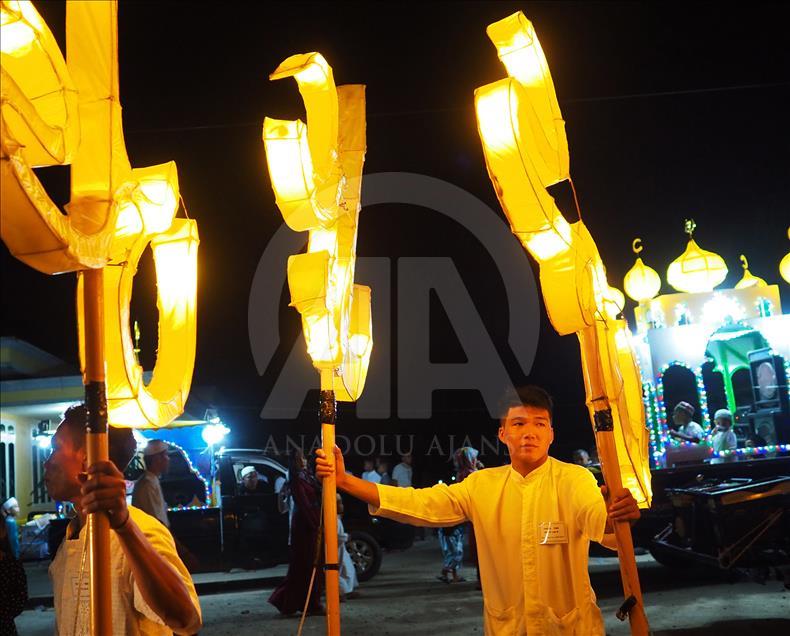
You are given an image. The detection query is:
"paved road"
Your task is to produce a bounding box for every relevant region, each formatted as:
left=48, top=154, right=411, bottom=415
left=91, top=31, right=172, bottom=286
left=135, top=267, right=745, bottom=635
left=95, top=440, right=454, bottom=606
left=16, top=539, right=790, bottom=634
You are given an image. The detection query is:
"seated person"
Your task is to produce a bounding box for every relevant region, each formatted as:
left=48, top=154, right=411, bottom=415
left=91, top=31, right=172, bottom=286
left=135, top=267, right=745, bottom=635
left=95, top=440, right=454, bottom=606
left=669, top=401, right=705, bottom=443
left=239, top=465, right=270, bottom=494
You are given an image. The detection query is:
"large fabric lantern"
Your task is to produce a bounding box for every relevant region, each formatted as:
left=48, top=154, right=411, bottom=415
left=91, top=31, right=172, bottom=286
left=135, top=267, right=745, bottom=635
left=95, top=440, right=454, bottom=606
left=475, top=12, right=651, bottom=634
left=1, top=1, right=199, bottom=430
left=779, top=228, right=790, bottom=284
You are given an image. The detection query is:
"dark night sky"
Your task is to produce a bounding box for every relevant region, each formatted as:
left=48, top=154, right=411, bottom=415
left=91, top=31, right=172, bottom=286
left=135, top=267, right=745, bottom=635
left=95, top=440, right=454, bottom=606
left=2, top=2, right=789, bottom=472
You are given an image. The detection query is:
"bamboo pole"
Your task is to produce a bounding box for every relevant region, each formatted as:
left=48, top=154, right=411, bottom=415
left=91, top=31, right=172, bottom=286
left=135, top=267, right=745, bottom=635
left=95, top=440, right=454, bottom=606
left=320, top=369, right=341, bottom=635
left=579, top=326, right=649, bottom=636
left=81, top=268, right=113, bottom=635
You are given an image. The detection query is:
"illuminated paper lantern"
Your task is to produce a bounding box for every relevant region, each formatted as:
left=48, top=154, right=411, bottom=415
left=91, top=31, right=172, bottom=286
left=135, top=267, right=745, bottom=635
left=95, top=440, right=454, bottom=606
left=1, top=1, right=199, bottom=429
left=335, top=284, right=373, bottom=401
left=624, top=239, right=661, bottom=302
left=734, top=254, right=766, bottom=289
left=264, top=54, right=372, bottom=400
left=263, top=53, right=343, bottom=231
left=475, top=11, right=652, bottom=511
left=666, top=221, right=727, bottom=293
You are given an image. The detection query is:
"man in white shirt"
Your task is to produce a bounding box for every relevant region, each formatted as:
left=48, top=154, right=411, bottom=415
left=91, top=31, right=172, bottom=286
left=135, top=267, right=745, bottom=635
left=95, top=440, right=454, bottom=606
left=317, top=386, right=640, bottom=635
left=360, top=459, right=381, bottom=483
left=45, top=405, right=201, bottom=634
left=669, top=401, right=705, bottom=443
left=132, top=440, right=171, bottom=527
left=391, top=453, right=413, bottom=488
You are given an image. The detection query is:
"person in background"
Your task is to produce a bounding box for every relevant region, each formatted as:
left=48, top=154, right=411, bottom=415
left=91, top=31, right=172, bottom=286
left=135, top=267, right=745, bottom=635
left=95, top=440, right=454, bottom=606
left=268, top=449, right=324, bottom=616
left=316, top=386, right=640, bottom=635
left=710, top=409, right=737, bottom=464
left=1, top=497, right=20, bottom=559
left=132, top=440, right=171, bottom=528
left=669, top=401, right=705, bottom=443
left=336, top=493, right=360, bottom=601
left=392, top=453, right=413, bottom=488
left=361, top=459, right=381, bottom=483
left=45, top=405, right=200, bottom=634
left=240, top=465, right=270, bottom=494
left=377, top=461, right=393, bottom=485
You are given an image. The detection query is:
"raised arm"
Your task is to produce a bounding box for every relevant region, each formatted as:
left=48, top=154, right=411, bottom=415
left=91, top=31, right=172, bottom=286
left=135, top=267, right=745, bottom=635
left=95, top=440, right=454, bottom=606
left=316, top=447, right=470, bottom=527
left=316, top=447, right=380, bottom=507
left=81, top=461, right=201, bottom=634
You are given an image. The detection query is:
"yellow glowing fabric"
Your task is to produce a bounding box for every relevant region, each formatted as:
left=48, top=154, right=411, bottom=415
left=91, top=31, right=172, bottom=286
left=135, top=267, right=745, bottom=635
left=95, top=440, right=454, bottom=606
left=667, top=237, right=727, bottom=293
left=264, top=56, right=372, bottom=401
left=734, top=255, right=766, bottom=289
left=475, top=11, right=651, bottom=506
left=624, top=240, right=661, bottom=302
left=0, top=1, right=198, bottom=428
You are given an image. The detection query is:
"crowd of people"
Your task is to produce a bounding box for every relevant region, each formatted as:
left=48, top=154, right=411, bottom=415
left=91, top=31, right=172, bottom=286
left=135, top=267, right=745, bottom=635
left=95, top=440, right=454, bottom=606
left=3, top=385, right=642, bottom=635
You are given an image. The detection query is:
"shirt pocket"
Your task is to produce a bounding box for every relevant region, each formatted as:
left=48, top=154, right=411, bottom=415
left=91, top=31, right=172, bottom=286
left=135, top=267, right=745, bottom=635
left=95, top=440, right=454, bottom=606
left=544, top=605, right=580, bottom=635
left=483, top=603, right=519, bottom=635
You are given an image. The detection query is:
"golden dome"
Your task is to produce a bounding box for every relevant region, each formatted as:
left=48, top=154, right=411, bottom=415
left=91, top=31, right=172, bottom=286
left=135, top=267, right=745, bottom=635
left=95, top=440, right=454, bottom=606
left=666, top=220, right=727, bottom=293
left=734, top=255, right=766, bottom=289
left=624, top=239, right=661, bottom=302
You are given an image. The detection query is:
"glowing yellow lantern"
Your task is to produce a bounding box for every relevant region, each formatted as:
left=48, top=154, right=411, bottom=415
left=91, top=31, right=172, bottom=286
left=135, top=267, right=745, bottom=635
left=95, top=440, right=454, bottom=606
left=263, top=53, right=371, bottom=636
left=1, top=2, right=200, bottom=631
left=624, top=239, right=661, bottom=302
left=666, top=219, right=727, bottom=293
left=475, top=12, right=650, bottom=632
left=780, top=228, right=790, bottom=284
left=734, top=254, right=766, bottom=289
left=2, top=1, right=200, bottom=427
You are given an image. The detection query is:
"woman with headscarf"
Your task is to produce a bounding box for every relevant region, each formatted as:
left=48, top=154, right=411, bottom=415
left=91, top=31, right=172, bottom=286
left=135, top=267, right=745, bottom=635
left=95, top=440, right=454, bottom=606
left=437, top=447, right=482, bottom=584
left=268, top=449, right=324, bottom=615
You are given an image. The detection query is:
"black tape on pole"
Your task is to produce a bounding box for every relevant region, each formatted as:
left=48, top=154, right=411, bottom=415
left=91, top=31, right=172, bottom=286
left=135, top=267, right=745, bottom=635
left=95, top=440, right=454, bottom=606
left=593, top=408, right=614, bottom=432
left=319, top=390, right=336, bottom=424
left=85, top=381, right=108, bottom=435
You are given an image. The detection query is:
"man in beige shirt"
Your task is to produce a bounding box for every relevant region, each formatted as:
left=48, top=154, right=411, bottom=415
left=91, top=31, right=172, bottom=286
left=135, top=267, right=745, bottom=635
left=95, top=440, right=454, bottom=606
left=317, top=386, right=640, bottom=635
left=45, top=405, right=201, bottom=634
left=132, top=440, right=171, bottom=528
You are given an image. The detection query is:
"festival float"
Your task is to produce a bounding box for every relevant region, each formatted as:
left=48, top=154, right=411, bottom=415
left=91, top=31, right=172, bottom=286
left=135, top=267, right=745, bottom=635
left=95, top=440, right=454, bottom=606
left=623, top=223, right=790, bottom=579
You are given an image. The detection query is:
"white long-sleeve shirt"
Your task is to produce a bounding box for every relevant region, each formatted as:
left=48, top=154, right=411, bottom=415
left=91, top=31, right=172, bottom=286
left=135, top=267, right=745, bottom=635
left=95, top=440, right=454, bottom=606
left=371, top=457, right=614, bottom=635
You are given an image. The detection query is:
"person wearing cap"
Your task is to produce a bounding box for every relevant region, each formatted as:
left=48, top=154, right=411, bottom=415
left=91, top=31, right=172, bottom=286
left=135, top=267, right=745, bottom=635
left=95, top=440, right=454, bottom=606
left=669, top=401, right=705, bottom=443
left=1, top=496, right=20, bottom=559
left=710, top=409, right=737, bottom=464
left=45, top=405, right=201, bottom=634
left=132, top=440, right=171, bottom=528
left=239, top=465, right=270, bottom=495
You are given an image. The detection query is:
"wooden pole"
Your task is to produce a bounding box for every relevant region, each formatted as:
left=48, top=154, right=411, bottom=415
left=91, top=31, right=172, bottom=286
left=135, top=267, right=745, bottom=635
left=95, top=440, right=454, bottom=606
left=579, top=326, right=649, bottom=636
left=82, top=268, right=113, bottom=635
left=320, top=369, right=341, bottom=635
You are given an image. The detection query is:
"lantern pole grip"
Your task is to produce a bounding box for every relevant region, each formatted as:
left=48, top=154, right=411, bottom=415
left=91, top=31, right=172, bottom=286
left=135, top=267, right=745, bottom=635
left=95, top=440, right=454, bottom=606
left=320, top=369, right=341, bottom=635
left=82, top=268, right=113, bottom=635
left=579, top=327, right=649, bottom=636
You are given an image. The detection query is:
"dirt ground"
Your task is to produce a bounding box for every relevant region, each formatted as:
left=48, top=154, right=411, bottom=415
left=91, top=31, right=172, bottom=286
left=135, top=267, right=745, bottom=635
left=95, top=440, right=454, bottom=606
left=17, top=538, right=790, bottom=635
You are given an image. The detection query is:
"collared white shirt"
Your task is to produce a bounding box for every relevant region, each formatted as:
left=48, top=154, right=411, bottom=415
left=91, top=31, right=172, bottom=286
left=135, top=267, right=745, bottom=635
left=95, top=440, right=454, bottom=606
left=132, top=471, right=169, bottom=528
left=391, top=462, right=413, bottom=488
left=50, top=506, right=201, bottom=635
left=372, top=458, right=613, bottom=635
